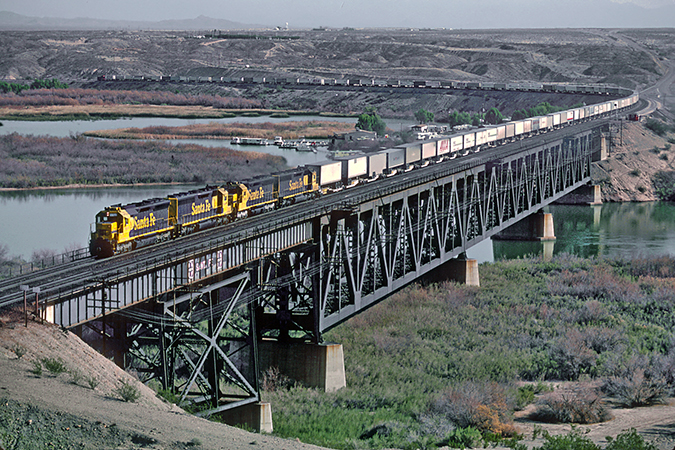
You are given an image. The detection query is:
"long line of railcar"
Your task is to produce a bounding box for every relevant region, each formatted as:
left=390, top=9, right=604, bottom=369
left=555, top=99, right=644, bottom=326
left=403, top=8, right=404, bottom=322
left=89, top=91, right=639, bottom=258
left=95, top=74, right=632, bottom=97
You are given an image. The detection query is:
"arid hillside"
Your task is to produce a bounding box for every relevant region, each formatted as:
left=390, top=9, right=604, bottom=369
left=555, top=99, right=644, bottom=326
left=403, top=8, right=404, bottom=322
left=1, top=29, right=672, bottom=113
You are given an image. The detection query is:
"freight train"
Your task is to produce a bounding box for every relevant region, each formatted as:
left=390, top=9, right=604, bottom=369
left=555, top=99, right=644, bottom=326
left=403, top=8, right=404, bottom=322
left=89, top=93, right=639, bottom=258
left=95, top=74, right=633, bottom=97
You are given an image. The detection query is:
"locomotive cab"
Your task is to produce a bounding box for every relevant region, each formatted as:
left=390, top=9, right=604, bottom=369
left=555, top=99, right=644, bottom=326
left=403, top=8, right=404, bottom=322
left=90, top=207, right=131, bottom=258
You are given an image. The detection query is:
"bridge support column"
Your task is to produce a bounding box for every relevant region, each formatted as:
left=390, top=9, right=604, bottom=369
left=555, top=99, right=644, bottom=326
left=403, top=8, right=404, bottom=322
left=426, top=254, right=480, bottom=286
left=258, top=340, right=346, bottom=392
left=494, top=211, right=556, bottom=242
left=556, top=185, right=603, bottom=205
left=595, top=132, right=610, bottom=161
left=446, top=255, right=480, bottom=286
left=217, top=402, right=273, bottom=433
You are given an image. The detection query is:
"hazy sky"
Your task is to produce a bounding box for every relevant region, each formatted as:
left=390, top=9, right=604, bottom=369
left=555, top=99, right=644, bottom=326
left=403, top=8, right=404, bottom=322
left=1, top=0, right=675, bottom=28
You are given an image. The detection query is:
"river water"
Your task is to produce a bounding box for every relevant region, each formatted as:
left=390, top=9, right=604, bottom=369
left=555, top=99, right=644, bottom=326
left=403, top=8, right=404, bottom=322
left=1, top=117, right=674, bottom=262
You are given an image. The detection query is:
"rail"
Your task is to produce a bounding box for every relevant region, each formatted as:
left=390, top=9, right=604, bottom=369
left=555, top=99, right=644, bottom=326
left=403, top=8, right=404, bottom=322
left=0, top=247, right=90, bottom=280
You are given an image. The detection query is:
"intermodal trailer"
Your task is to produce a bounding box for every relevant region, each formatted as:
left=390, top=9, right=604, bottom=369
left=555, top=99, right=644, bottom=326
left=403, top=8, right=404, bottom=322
left=306, top=160, right=343, bottom=190
left=475, top=129, right=488, bottom=147
left=422, top=141, right=436, bottom=160
left=505, top=123, right=515, bottom=140
left=397, top=142, right=422, bottom=169
left=436, top=138, right=450, bottom=157
left=382, top=148, right=405, bottom=173
left=340, top=155, right=368, bottom=184
left=463, top=131, right=476, bottom=151
left=450, top=136, right=464, bottom=155
left=367, top=152, right=387, bottom=178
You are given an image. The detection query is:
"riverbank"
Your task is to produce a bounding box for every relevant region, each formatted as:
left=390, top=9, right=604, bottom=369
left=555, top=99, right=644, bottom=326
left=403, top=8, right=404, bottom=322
left=0, top=104, right=356, bottom=121
left=591, top=119, right=675, bottom=201
left=0, top=181, right=198, bottom=192
left=0, top=134, right=287, bottom=189
left=82, top=120, right=357, bottom=141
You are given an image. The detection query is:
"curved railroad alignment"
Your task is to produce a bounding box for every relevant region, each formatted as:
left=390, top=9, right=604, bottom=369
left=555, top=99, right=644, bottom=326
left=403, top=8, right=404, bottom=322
left=0, top=113, right=618, bottom=313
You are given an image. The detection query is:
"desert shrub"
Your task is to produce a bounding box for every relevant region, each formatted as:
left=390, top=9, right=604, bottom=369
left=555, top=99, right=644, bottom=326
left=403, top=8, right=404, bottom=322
left=538, top=428, right=600, bottom=450
left=431, top=381, right=517, bottom=436
left=602, top=353, right=671, bottom=407
left=41, top=357, right=67, bottom=375
left=630, top=168, right=641, bottom=176
left=68, top=369, right=84, bottom=385
left=645, top=118, right=670, bottom=136
left=602, top=370, right=668, bottom=407
left=605, top=428, right=658, bottom=450
left=443, top=426, right=482, bottom=449
left=30, top=360, right=42, bottom=377
left=87, top=376, right=99, bottom=390
left=574, top=300, right=608, bottom=325
left=11, top=344, right=26, bottom=359
left=115, top=380, right=141, bottom=402
left=156, top=388, right=180, bottom=404
left=530, top=384, right=611, bottom=424
left=261, top=366, right=295, bottom=392
left=652, top=171, right=675, bottom=201
left=548, top=329, right=598, bottom=380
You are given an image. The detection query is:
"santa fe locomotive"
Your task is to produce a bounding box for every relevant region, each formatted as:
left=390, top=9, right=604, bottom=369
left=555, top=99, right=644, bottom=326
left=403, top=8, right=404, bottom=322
left=90, top=93, right=639, bottom=258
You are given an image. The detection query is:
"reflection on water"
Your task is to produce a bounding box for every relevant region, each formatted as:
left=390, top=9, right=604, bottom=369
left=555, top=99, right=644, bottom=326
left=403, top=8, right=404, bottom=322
left=0, top=185, right=196, bottom=259
left=481, top=203, right=675, bottom=263
left=2, top=185, right=675, bottom=264
left=3, top=118, right=675, bottom=263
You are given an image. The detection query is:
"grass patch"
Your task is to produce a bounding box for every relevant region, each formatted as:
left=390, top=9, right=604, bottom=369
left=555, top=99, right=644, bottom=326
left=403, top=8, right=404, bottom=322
left=264, top=256, right=675, bottom=448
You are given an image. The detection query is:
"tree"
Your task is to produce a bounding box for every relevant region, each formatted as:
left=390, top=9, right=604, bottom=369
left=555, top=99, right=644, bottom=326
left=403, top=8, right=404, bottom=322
left=414, top=108, right=434, bottom=124
left=356, top=107, right=387, bottom=136
left=448, top=111, right=471, bottom=128
left=485, top=107, right=503, bottom=125
left=512, top=109, right=528, bottom=120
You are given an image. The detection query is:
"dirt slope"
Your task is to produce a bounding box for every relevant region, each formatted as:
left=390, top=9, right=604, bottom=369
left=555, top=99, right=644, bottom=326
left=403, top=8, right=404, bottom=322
left=0, top=312, right=328, bottom=450
left=592, top=121, right=675, bottom=202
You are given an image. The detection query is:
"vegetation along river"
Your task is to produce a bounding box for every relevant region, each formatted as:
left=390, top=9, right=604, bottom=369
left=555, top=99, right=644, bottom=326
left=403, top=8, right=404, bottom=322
left=2, top=118, right=675, bottom=263
left=2, top=187, right=674, bottom=263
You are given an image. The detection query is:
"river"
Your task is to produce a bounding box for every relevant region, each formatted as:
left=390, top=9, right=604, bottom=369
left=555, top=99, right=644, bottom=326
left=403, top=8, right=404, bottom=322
left=2, top=117, right=674, bottom=262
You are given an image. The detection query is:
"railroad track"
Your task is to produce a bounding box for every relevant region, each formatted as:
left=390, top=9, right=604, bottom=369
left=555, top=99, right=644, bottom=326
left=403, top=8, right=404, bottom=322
left=0, top=114, right=621, bottom=312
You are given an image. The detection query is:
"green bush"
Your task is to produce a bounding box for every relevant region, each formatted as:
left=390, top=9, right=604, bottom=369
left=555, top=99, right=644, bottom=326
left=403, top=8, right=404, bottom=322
left=645, top=118, right=671, bottom=136
left=539, top=429, right=600, bottom=450
left=30, top=360, right=43, bottom=377
left=605, top=429, right=658, bottom=450
left=11, top=345, right=26, bottom=359
left=87, top=376, right=100, bottom=390
left=444, top=426, right=482, bottom=449
left=115, top=380, right=141, bottom=402
left=41, top=357, right=67, bottom=375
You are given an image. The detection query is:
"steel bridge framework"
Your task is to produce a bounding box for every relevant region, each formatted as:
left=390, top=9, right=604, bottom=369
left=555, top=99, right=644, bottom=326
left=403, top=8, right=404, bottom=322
left=34, top=128, right=596, bottom=415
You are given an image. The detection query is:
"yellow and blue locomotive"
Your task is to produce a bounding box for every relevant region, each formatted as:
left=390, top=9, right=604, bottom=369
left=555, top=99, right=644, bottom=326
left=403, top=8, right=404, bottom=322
left=90, top=168, right=318, bottom=258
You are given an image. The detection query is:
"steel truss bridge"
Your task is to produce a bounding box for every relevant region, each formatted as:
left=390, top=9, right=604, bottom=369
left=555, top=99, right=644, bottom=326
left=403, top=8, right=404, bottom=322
left=0, top=121, right=602, bottom=416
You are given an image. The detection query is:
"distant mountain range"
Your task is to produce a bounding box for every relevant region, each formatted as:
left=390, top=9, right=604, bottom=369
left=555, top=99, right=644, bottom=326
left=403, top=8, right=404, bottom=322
left=0, top=12, right=261, bottom=31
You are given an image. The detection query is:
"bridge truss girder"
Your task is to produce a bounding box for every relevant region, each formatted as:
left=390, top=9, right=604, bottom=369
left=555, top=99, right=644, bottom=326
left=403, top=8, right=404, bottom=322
left=317, top=132, right=592, bottom=331
left=71, top=129, right=595, bottom=417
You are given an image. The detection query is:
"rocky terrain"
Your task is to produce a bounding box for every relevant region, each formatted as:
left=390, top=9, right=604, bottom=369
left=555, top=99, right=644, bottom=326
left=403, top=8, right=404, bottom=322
left=1, top=28, right=673, bottom=119
left=2, top=27, right=675, bottom=450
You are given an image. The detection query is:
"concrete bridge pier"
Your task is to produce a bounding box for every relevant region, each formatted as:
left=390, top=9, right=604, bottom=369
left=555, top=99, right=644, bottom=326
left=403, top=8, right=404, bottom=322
left=217, top=402, right=273, bottom=433
left=494, top=210, right=556, bottom=242
left=557, top=184, right=603, bottom=205
left=257, top=340, right=346, bottom=392
left=425, top=253, right=480, bottom=286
